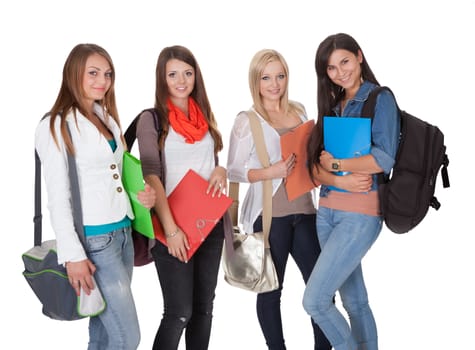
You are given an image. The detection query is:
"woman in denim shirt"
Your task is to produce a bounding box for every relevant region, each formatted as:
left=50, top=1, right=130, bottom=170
left=303, top=33, right=400, bottom=350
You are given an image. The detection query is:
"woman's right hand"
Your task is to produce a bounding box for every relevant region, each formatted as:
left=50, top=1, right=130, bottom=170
left=272, top=153, right=296, bottom=179
left=66, top=259, right=96, bottom=296
left=166, top=227, right=190, bottom=263
left=137, top=183, right=156, bottom=208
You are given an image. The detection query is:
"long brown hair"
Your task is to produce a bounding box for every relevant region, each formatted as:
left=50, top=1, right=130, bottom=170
left=48, top=43, right=120, bottom=155
left=307, top=33, right=379, bottom=181
left=154, top=45, right=223, bottom=154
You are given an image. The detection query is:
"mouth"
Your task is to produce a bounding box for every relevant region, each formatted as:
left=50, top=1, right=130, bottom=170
left=339, top=75, right=350, bottom=83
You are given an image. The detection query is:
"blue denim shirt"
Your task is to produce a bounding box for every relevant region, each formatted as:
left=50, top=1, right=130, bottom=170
left=320, top=81, right=400, bottom=196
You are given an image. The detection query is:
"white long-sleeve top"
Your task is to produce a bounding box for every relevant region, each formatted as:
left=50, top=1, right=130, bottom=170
left=226, top=108, right=308, bottom=233
left=35, top=104, right=134, bottom=264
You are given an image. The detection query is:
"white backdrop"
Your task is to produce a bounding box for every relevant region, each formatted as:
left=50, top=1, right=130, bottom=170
left=1, top=1, right=472, bottom=349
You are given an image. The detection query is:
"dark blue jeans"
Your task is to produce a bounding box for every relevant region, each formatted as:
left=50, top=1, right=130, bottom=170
left=254, top=214, right=331, bottom=350
left=150, top=220, right=224, bottom=350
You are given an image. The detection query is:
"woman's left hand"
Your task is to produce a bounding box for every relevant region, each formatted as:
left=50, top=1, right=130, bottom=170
left=137, top=183, right=156, bottom=208
left=319, top=150, right=335, bottom=172
left=207, top=166, right=227, bottom=197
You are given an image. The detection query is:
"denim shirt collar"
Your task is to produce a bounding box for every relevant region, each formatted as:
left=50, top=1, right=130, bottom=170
left=333, top=80, right=377, bottom=116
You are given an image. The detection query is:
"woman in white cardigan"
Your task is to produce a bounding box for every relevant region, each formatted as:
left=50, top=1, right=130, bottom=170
left=35, top=43, right=155, bottom=350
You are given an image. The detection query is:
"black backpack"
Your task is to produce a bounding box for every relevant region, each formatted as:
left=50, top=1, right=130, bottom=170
left=362, top=86, right=450, bottom=234
left=123, top=108, right=163, bottom=266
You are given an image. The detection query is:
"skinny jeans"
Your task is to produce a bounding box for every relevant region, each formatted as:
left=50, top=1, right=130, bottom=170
left=303, top=207, right=382, bottom=350
left=86, top=226, right=140, bottom=350
left=151, top=220, right=224, bottom=350
left=254, top=214, right=331, bottom=350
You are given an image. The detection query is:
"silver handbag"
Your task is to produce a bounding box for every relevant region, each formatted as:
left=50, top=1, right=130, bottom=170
left=222, top=110, right=279, bottom=293
left=222, top=227, right=278, bottom=293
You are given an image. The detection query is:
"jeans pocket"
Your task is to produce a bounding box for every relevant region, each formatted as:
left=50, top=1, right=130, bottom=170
left=86, top=233, right=114, bottom=254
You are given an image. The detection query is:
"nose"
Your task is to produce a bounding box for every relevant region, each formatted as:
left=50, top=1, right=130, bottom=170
left=178, top=73, right=186, bottom=84
left=336, top=66, right=345, bottom=77
left=96, top=73, right=107, bottom=85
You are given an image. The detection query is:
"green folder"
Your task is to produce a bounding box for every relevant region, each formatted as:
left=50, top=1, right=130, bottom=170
left=122, top=151, right=154, bottom=238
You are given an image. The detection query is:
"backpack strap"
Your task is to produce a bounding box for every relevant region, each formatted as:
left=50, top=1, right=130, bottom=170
left=441, top=154, right=450, bottom=188
left=124, top=108, right=161, bottom=150
left=361, top=86, right=396, bottom=118
left=361, top=86, right=398, bottom=184
left=124, top=108, right=165, bottom=184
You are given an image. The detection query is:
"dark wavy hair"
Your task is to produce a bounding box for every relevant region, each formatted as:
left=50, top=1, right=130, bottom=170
left=307, top=33, right=379, bottom=182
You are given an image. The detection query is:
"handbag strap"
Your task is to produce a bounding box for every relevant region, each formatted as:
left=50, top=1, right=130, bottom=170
left=34, top=122, right=86, bottom=248
left=229, top=110, right=272, bottom=248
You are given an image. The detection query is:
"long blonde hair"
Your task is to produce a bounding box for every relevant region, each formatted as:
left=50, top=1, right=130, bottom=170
left=248, top=49, right=304, bottom=121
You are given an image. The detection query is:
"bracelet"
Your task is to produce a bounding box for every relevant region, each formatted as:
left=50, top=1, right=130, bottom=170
left=165, top=227, right=179, bottom=238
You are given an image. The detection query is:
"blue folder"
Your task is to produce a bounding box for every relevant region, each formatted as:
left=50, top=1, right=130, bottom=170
left=323, top=116, right=371, bottom=192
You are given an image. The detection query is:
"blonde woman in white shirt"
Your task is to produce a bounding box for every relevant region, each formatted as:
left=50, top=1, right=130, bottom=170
left=227, top=49, right=331, bottom=350
left=35, top=43, right=155, bottom=350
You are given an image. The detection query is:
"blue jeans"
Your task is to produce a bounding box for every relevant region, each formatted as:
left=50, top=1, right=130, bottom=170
left=85, top=226, right=140, bottom=350
left=151, top=219, right=224, bottom=350
left=253, top=214, right=331, bottom=350
left=303, top=207, right=382, bottom=350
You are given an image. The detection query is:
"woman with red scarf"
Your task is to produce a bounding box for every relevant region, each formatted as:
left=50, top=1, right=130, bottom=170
left=135, top=45, right=227, bottom=349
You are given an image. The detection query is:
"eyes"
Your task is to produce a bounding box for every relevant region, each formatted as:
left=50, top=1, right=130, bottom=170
left=167, top=70, right=194, bottom=79
left=327, top=58, right=350, bottom=72
left=87, top=69, right=113, bottom=79
left=261, top=73, right=286, bottom=81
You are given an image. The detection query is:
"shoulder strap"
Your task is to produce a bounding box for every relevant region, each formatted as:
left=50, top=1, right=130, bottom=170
left=228, top=181, right=240, bottom=227
left=124, top=108, right=160, bottom=150
left=124, top=108, right=165, bottom=183
left=34, top=120, right=86, bottom=248
left=247, top=111, right=271, bottom=168
left=230, top=110, right=272, bottom=247
left=361, top=86, right=398, bottom=184
left=361, top=86, right=395, bottom=118
left=66, top=124, right=86, bottom=248
left=34, top=150, right=42, bottom=247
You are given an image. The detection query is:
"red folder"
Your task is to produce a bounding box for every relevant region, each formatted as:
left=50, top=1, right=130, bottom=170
left=152, top=169, right=232, bottom=260
left=280, top=119, right=317, bottom=201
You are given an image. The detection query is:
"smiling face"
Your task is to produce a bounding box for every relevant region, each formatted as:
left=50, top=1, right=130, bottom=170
left=326, top=48, right=363, bottom=95
left=259, top=60, right=287, bottom=103
left=82, top=53, right=112, bottom=107
left=165, top=58, right=195, bottom=106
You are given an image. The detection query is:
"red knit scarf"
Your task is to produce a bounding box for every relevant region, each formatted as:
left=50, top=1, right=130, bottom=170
left=167, top=97, right=209, bottom=143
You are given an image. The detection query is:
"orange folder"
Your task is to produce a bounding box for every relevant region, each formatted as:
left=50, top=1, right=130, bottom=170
left=280, top=119, right=316, bottom=201
left=152, top=169, right=232, bottom=260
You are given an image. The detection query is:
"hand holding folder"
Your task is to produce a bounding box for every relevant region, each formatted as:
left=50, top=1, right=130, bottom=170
left=152, top=169, right=233, bottom=260
left=323, top=116, right=371, bottom=192
left=280, top=119, right=316, bottom=201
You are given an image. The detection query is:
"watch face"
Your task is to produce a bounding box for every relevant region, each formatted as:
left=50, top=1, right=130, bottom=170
left=332, top=162, right=339, bottom=170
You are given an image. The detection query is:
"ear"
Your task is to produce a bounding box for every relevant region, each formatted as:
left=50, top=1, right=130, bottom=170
left=357, top=50, right=363, bottom=64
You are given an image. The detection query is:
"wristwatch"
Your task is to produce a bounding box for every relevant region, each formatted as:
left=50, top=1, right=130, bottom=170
left=331, top=159, right=341, bottom=171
